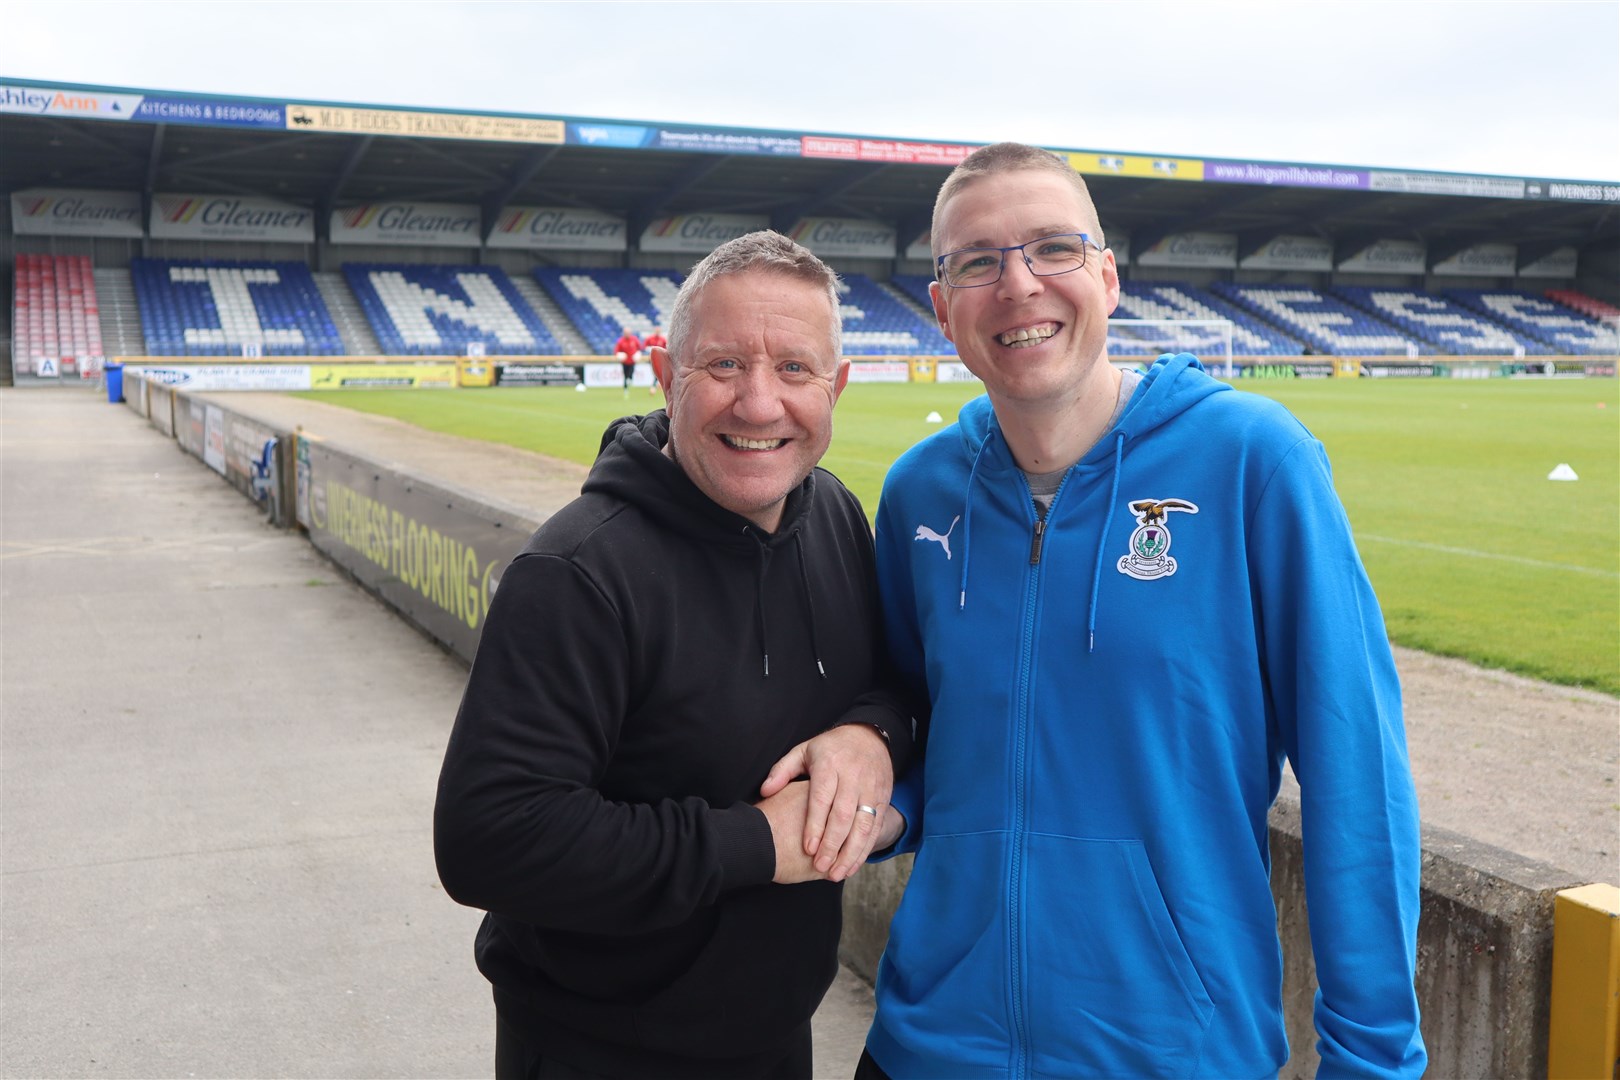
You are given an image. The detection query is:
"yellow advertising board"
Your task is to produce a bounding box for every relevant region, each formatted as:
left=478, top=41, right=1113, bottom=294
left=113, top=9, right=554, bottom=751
left=1068, top=153, right=1205, bottom=182
left=308, top=363, right=457, bottom=389
left=286, top=104, right=564, bottom=145
left=456, top=358, right=495, bottom=388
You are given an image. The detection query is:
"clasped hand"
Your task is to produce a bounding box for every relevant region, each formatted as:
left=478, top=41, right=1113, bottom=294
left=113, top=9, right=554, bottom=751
left=757, top=724, right=901, bottom=884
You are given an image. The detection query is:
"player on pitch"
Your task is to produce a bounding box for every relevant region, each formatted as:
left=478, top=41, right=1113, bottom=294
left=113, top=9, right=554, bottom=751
left=613, top=325, right=642, bottom=397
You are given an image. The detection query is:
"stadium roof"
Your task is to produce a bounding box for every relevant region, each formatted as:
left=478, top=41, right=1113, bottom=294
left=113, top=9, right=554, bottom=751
left=3, top=78, right=1616, bottom=269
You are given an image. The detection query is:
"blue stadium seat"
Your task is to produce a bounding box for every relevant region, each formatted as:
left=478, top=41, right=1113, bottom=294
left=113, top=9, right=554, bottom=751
left=343, top=264, right=557, bottom=356
left=837, top=274, right=952, bottom=355
left=1443, top=289, right=1617, bottom=355
left=1333, top=286, right=1533, bottom=355
left=130, top=258, right=343, bottom=357
left=1209, top=284, right=1416, bottom=355
left=1114, top=282, right=1305, bottom=356
left=889, top=274, right=937, bottom=314
left=532, top=267, right=681, bottom=354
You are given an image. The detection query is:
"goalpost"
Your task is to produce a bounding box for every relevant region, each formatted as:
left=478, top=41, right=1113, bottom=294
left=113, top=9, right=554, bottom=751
left=1107, top=319, right=1235, bottom=377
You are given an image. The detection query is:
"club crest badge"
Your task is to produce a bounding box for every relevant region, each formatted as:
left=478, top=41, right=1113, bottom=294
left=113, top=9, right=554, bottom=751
left=1117, top=498, right=1198, bottom=580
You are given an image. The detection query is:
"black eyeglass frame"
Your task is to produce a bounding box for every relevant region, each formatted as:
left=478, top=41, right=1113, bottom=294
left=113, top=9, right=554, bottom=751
left=934, top=232, right=1103, bottom=289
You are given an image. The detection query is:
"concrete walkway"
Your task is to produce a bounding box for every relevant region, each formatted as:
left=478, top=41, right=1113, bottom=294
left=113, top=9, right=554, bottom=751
left=0, top=386, right=873, bottom=1078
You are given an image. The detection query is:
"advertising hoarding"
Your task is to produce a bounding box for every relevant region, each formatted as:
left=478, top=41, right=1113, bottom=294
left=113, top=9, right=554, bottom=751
left=1136, top=232, right=1238, bottom=269
left=486, top=206, right=628, bottom=251
left=329, top=202, right=481, bottom=247
left=150, top=193, right=315, bottom=242
left=640, top=213, right=770, bottom=254
left=11, top=188, right=143, bottom=237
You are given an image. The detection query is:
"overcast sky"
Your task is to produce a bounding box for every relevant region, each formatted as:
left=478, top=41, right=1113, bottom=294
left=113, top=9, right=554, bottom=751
left=4, top=0, right=1617, bottom=181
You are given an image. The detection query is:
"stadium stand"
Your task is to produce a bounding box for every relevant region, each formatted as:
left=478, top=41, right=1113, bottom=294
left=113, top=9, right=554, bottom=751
left=1333, top=286, right=1530, bottom=355
left=838, top=274, right=953, bottom=354
left=343, top=264, right=557, bottom=356
left=92, top=268, right=149, bottom=358
left=897, top=273, right=1306, bottom=357
left=131, top=259, right=343, bottom=357
left=1544, top=288, right=1619, bottom=323
left=889, top=274, right=936, bottom=315
left=1210, top=283, right=1416, bottom=355
left=1114, top=282, right=1303, bottom=356
left=12, top=254, right=103, bottom=373
left=26, top=253, right=1605, bottom=368
left=531, top=267, right=679, bottom=354
left=1446, top=289, right=1620, bottom=355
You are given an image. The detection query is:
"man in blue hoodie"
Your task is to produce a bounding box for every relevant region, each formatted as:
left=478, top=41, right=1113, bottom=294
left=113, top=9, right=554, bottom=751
left=859, top=144, right=1426, bottom=1078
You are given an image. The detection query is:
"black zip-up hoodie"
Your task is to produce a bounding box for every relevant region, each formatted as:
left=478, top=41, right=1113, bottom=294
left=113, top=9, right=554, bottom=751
left=435, top=412, right=912, bottom=1076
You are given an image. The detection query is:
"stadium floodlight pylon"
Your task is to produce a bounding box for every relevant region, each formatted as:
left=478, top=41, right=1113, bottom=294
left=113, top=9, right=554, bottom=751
left=1107, top=318, right=1234, bottom=377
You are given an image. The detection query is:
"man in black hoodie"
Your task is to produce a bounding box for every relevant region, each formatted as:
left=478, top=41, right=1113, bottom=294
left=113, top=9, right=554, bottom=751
left=435, top=231, right=914, bottom=1079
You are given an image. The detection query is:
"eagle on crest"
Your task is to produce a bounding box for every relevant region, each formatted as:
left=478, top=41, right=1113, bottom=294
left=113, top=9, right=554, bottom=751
left=1128, top=498, right=1199, bottom=525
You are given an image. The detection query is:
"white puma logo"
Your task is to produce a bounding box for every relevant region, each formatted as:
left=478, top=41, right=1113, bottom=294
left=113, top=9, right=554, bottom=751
left=914, top=515, right=961, bottom=560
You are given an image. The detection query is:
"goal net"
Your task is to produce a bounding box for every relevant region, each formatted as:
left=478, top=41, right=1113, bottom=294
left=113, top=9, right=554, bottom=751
left=1107, top=319, right=1234, bottom=377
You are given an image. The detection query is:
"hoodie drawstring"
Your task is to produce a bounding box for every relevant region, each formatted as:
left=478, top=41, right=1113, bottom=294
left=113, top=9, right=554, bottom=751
left=956, top=422, right=1124, bottom=651
left=793, top=535, right=827, bottom=678
left=1086, top=432, right=1126, bottom=653
left=957, top=434, right=991, bottom=610
left=749, top=528, right=825, bottom=678
left=748, top=529, right=772, bottom=677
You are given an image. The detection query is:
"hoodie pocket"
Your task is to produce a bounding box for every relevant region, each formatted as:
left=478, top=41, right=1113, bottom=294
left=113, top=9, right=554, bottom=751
left=1023, top=835, right=1214, bottom=1078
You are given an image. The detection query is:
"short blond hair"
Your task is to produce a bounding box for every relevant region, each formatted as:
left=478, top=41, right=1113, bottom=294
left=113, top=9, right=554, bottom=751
left=668, top=231, right=841, bottom=363
left=931, top=142, right=1106, bottom=258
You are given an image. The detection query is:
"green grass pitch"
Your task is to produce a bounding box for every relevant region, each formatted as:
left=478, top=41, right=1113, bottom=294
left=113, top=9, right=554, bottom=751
left=296, top=377, right=1620, bottom=696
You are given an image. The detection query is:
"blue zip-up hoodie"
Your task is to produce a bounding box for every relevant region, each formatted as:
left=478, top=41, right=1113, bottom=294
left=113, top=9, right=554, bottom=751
left=869, top=354, right=1424, bottom=1079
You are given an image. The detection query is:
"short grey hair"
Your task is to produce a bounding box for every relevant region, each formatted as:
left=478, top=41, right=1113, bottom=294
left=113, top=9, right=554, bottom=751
left=932, top=142, right=1106, bottom=258
left=667, top=231, right=842, bottom=363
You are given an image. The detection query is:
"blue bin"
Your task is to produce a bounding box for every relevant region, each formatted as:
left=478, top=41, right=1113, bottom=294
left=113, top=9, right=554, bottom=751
left=105, top=363, right=124, bottom=403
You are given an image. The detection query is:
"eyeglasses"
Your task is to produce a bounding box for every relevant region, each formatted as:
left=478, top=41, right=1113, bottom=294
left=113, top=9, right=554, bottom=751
left=936, top=233, right=1101, bottom=289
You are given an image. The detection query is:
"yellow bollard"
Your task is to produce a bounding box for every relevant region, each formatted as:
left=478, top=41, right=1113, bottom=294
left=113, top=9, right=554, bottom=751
left=1548, top=883, right=1620, bottom=1080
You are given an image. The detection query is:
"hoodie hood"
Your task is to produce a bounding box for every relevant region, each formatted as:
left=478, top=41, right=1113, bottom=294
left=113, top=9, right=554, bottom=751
left=954, top=352, right=1231, bottom=465
left=584, top=411, right=817, bottom=549
left=948, top=352, right=1231, bottom=648
left=583, top=411, right=825, bottom=678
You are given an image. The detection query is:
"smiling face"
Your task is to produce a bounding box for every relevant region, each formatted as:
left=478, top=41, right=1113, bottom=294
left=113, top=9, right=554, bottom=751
left=930, top=168, right=1120, bottom=410
left=657, top=270, right=848, bottom=532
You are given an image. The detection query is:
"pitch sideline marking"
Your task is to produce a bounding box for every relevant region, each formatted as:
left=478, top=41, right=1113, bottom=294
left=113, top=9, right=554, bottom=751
left=1359, top=534, right=1619, bottom=580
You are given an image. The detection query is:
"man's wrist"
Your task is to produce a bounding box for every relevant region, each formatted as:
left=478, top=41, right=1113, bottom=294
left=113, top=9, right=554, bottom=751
left=836, top=720, right=893, bottom=762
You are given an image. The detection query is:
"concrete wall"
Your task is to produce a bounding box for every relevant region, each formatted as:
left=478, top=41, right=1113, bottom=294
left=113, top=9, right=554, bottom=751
left=841, top=797, right=1589, bottom=1079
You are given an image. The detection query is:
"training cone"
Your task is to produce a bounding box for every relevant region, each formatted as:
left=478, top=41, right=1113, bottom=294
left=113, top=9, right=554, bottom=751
left=925, top=411, right=943, bottom=424
left=574, top=383, right=587, bottom=393
left=1547, top=463, right=1578, bottom=481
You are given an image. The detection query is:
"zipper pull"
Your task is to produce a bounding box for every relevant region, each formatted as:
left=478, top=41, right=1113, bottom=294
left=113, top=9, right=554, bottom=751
left=1029, top=517, right=1046, bottom=565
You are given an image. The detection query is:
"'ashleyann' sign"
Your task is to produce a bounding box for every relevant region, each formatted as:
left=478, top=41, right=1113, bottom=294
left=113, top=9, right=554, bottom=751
left=330, top=202, right=481, bottom=247
left=151, top=194, right=314, bottom=242
left=11, top=188, right=143, bottom=237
